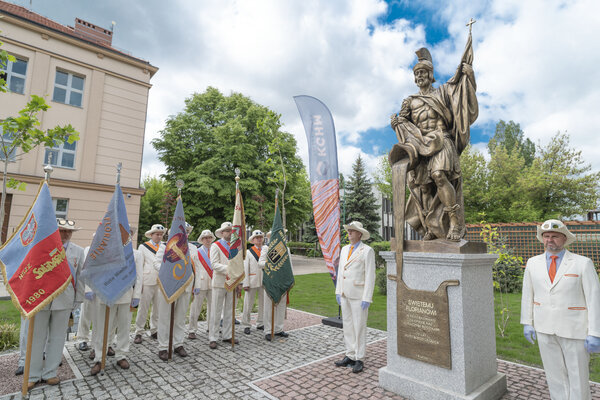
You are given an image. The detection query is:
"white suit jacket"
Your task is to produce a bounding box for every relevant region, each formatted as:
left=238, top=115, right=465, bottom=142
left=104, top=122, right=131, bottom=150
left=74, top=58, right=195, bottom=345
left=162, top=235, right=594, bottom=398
left=335, top=242, right=376, bottom=303
left=49, top=241, right=85, bottom=310
left=138, top=241, right=161, bottom=286
left=243, top=245, right=267, bottom=288
left=521, top=250, right=600, bottom=339
left=194, top=245, right=213, bottom=291
left=210, top=242, right=229, bottom=289
left=153, top=243, right=200, bottom=294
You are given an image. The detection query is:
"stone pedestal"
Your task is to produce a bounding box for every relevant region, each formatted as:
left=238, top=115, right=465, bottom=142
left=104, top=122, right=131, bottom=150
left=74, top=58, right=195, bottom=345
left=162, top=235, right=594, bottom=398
left=379, top=251, right=507, bottom=400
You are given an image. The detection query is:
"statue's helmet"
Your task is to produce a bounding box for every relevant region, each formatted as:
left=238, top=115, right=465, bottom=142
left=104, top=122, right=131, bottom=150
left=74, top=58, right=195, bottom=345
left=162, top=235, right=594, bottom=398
left=413, top=48, right=435, bottom=82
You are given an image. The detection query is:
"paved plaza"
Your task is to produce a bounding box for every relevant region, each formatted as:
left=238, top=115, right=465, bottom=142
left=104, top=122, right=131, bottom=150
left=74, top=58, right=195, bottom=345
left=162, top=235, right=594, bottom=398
left=0, top=307, right=599, bottom=399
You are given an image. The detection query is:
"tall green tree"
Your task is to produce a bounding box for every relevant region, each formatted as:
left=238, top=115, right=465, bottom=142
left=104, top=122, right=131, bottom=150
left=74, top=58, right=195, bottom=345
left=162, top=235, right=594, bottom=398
left=373, top=155, right=392, bottom=200
left=343, top=155, right=381, bottom=241
left=487, top=120, right=535, bottom=166
left=151, top=87, right=311, bottom=233
left=137, top=176, right=170, bottom=243
left=459, top=145, right=489, bottom=223
left=0, top=37, right=78, bottom=240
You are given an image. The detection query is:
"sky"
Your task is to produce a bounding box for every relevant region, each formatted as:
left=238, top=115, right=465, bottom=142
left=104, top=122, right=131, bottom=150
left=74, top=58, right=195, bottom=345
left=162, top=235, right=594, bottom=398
left=5, top=0, right=600, bottom=179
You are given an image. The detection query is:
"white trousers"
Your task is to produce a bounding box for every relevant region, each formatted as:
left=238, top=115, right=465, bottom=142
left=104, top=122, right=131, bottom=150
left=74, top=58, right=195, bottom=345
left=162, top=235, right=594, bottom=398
left=188, top=289, right=211, bottom=334
left=135, top=284, right=160, bottom=335
left=29, top=309, right=69, bottom=382
left=18, top=317, right=28, bottom=367
left=92, top=302, right=132, bottom=362
left=77, top=298, right=95, bottom=341
left=242, top=287, right=264, bottom=328
left=264, top=291, right=286, bottom=335
left=340, top=295, right=368, bottom=361
left=157, top=292, right=188, bottom=351
left=537, top=332, right=591, bottom=400
left=209, top=287, right=233, bottom=341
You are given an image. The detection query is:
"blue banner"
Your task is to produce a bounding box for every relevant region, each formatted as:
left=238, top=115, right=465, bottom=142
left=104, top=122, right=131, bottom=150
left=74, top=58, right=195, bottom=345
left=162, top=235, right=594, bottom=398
left=158, top=197, right=193, bottom=303
left=0, top=182, right=72, bottom=318
left=293, top=95, right=339, bottom=183
left=81, top=184, right=136, bottom=307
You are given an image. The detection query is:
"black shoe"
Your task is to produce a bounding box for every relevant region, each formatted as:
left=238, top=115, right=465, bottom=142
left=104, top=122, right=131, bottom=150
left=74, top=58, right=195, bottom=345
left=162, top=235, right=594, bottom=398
left=235, top=319, right=240, bottom=325
left=107, top=346, right=115, bottom=357
left=352, top=360, right=364, bottom=373
left=334, top=356, right=355, bottom=367
left=265, top=334, right=272, bottom=341
left=150, top=332, right=158, bottom=340
left=256, top=325, right=264, bottom=331
left=244, top=327, right=251, bottom=335
left=78, top=341, right=89, bottom=351
left=15, top=366, right=24, bottom=376
left=275, top=331, right=289, bottom=338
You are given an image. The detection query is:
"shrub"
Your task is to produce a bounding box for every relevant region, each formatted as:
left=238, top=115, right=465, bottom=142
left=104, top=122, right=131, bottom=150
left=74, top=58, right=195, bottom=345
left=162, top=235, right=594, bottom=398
left=376, top=267, right=387, bottom=295
left=288, top=241, right=322, bottom=257
left=0, top=322, right=19, bottom=351
left=370, top=241, right=391, bottom=268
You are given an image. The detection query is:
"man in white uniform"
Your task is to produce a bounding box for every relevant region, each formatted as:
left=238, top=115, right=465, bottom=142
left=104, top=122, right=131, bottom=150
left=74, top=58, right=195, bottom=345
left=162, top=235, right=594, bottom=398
left=242, top=230, right=267, bottom=334
left=76, top=236, right=95, bottom=352
left=187, top=229, right=214, bottom=339
left=334, top=221, right=375, bottom=373
left=154, top=223, right=200, bottom=360
left=134, top=224, right=165, bottom=343
left=521, top=219, right=600, bottom=399
left=27, top=219, right=85, bottom=389
left=90, top=232, right=143, bottom=375
left=208, top=222, right=238, bottom=349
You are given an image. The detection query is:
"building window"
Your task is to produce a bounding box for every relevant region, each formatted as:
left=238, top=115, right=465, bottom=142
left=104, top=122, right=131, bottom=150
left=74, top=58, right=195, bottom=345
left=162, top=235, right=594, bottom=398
left=44, top=140, right=76, bottom=169
left=0, top=56, right=27, bottom=94
left=52, top=70, right=84, bottom=107
left=53, top=198, right=69, bottom=219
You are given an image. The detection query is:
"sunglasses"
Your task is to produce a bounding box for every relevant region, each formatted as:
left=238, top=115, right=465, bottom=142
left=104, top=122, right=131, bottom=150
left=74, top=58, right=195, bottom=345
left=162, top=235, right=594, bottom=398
left=57, top=218, right=75, bottom=226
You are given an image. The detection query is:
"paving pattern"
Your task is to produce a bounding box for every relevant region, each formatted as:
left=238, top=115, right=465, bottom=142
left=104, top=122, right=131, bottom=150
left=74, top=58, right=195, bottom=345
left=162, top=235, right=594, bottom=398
left=0, top=309, right=598, bottom=399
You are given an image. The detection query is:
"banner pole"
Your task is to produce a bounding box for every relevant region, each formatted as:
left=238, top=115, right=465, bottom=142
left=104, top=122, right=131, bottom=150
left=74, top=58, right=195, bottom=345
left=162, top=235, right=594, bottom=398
left=101, top=305, right=110, bottom=374
left=231, top=292, right=236, bottom=349
left=270, top=301, right=275, bottom=340
left=168, top=302, right=174, bottom=360
left=21, top=315, right=35, bottom=396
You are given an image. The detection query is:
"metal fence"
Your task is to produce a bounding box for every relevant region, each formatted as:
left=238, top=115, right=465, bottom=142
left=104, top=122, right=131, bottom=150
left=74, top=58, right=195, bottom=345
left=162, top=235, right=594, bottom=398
left=466, top=221, right=600, bottom=268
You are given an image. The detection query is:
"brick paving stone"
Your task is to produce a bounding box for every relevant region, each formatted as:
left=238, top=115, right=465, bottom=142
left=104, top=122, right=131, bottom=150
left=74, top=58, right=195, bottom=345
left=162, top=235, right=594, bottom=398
left=0, top=308, right=598, bottom=399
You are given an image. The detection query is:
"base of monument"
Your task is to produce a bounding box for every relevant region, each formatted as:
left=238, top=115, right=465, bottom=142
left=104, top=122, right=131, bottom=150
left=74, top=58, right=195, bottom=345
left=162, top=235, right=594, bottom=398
left=379, top=367, right=507, bottom=400
left=321, top=316, right=343, bottom=328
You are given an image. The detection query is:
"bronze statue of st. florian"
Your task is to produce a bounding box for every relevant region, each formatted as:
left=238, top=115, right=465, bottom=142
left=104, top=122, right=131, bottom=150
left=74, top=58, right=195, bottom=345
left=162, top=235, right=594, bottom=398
left=389, top=20, right=478, bottom=242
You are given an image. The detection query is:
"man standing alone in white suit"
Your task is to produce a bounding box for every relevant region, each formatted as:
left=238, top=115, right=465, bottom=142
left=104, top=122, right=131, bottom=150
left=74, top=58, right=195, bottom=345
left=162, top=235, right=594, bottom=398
left=334, top=221, right=375, bottom=374
left=521, top=219, right=600, bottom=399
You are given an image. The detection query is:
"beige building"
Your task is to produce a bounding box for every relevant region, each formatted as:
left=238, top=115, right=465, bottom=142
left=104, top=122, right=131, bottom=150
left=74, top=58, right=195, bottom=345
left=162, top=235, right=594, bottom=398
left=0, top=2, right=157, bottom=247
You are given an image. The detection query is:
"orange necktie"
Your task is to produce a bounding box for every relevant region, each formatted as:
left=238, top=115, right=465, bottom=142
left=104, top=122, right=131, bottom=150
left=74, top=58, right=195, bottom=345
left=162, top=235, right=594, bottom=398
left=549, top=255, right=558, bottom=283
left=347, top=245, right=354, bottom=260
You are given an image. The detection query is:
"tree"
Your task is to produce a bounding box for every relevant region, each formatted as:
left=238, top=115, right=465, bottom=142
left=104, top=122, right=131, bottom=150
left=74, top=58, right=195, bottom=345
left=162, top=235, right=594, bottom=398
left=0, top=38, right=78, bottom=240
left=373, top=155, right=392, bottom=201
left=523, top=132, right=600, bottom=219
left=460, top=120, right=599, bottom=222
left=137, top=176, right=170, bottom=243
left=487, top=120, right=535, bottom=166
left=343, top=155, right=381, bottom=241
left=301, top=213, right=318, bottom=243
left=151, top=87, right=311, bottom=233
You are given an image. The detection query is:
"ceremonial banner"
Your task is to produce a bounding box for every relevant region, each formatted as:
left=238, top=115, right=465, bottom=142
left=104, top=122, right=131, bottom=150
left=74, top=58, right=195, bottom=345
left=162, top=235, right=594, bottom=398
left=294, top=95, right=341, bottom=283
left=158, top=197, right=193, bottom=303
left=225, top=188, right=245, bottom=291
left=0, top=182, right=72, bottom=318
left=81, top=184, right=136, bottom=307
left=263, top=202, right=294, bottom=304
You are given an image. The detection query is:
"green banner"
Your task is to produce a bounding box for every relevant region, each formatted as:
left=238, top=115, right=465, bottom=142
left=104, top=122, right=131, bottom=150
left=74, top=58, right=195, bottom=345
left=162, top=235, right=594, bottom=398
left=263, top=203, right=294, bottom=303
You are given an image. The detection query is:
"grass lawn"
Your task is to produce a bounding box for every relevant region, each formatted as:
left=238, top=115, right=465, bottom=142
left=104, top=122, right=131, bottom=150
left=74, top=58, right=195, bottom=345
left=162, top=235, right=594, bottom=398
left=289, top=272, right=600, bottom=383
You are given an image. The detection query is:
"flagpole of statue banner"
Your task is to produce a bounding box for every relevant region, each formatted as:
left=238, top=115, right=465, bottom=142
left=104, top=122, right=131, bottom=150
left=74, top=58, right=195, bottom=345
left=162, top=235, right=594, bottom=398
left=231, top=168, right=241, bottom=349
left=20, top=163, right=53, bottom=396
